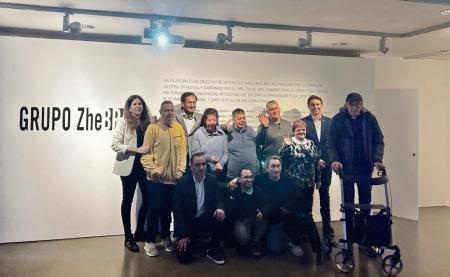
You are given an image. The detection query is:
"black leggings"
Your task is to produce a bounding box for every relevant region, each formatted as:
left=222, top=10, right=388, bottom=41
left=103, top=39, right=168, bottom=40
left=120, top=166, right=148, bottom=239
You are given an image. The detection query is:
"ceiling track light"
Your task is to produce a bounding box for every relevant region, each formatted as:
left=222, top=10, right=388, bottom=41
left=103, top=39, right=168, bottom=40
left=62, top=12, right=70, bottom=33
left=379, top=36, right=389, bottom=54
left=216, top=25, right=233, bottom=46
left=143, top=19, right=185, bottom=46
left=62, top=12, right=94, bottom=34
left=297, top=31, right=312, bottom=49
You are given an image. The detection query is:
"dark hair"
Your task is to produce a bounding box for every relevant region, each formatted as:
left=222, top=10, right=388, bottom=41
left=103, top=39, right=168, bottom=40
left=292, top=119, right=307, bottom=132
left=123, top=95, right=150, bottom=132
left=307, top=95, right=322, bottom=105
left=190, top=152, right=205, bottom=164
left=200, top=108, right=219, bottom=127
left=159, top=100, right=174, bottom=112
left=265, top=156, right=282, bottom=168
left=239, top=167, right=253, bottom=177
left=232, top=108, right=245, bottom=118
left=181, top=92, right=197, bottom=103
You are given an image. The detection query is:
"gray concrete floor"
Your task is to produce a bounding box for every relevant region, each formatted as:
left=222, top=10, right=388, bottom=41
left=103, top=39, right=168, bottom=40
left=1, top=207, right=449, bottom=277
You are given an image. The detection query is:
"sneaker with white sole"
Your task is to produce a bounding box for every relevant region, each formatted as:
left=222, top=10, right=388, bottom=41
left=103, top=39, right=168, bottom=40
left=205, top=248, right=225, bottom=265
left=288, top=242, right=304, bottom=257
left=161, top=238, right=175, bottom=252
left=144, top=242, right=159, bottom=257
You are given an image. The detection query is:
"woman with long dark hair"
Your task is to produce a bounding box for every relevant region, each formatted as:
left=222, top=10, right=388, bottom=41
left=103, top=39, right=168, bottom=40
left=112, top=95, right=151, bottom=252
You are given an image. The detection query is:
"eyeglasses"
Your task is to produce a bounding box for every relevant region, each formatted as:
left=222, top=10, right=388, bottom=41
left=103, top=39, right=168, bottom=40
left=193, top=162, right=206, bottom=167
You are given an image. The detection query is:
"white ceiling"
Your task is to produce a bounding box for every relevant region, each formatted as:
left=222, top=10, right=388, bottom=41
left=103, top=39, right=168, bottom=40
left=1, top=0, right=449, bottom=59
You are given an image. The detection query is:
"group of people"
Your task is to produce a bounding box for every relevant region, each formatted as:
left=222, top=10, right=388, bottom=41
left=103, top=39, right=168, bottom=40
left=111, top=91, right=385, bottom=266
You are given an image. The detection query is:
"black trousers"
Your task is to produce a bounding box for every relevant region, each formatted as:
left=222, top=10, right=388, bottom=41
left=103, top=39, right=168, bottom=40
left=342, top=175, right=372, bottom=244
left=176, top=213, right=225, bottom=264
left=283, top=213, right=322, bottom=253
left=119, top=165, right=149, bottom=239
left=146, top=182, right=174, bottom=242
left=319, top=166, right=332, bottom=227
left=300, top=186, right=314, bottom=215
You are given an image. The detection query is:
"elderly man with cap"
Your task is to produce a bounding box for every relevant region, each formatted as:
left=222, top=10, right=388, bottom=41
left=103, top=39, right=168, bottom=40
left=327, top=92, right=385, bottom=257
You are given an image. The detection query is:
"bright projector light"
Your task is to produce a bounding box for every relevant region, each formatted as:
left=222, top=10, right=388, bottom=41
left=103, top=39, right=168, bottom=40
left=157, top=34, right=168, bottom=46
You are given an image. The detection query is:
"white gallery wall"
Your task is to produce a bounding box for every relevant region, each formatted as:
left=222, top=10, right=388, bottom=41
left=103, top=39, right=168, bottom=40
left=446, top=61, right=450, bottom=207
left=374, top=57, right=450, bottom=208
left=0, top=35, right=429, bottom=243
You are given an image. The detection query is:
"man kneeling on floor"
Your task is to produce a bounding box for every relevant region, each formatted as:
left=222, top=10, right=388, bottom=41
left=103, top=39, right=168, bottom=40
left=173, top=152, right=226, bottom=264
left=226, top=167, right=269, bottom=259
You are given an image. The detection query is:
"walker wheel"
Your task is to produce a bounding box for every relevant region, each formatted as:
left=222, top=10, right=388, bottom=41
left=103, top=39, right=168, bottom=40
left=335, top=251, right=354, bottom=273
left=382, top=254, right=403, bottom=276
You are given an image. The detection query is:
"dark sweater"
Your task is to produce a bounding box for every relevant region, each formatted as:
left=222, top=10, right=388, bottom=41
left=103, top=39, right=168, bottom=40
left=254, top=174, right=296, bottom=223
left=225, top=184, right=269, bottom=220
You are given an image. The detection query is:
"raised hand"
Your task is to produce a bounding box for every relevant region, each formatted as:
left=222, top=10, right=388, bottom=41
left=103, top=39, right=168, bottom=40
left=283, top=134, right=292, bottom=145
left=258, top=113, right=269, bottom=127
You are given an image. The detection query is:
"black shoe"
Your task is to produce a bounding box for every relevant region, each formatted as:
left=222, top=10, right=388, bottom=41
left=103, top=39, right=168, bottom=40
left=205, top=248, right=225, bottom=265
left=124, top=238, right=139, bottom=252
left=251, top=243, right=262, bottom=260
left=323, top=224, right=335, bottom=237
left=133, top=231, right=147, bottom=242
left=358, top=245, right=377, bottom=257
left=316, top=251, right=324, bottom=265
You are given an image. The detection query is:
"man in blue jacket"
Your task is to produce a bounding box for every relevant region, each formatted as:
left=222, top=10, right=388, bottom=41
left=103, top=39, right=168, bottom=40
left=302, top=95, right=334, bottom=237
left=328, top=92, right=385, bottom=257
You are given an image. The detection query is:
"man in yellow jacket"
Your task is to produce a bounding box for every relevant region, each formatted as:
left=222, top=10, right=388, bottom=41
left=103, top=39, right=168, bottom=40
left=141, top=100, right=186, bottom=257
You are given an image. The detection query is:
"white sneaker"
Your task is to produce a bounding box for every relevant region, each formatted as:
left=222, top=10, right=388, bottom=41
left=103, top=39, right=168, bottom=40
left=144, top=242, right=159, bottom=257
left=288, top=242, right=304, bottom=257
left=161, top=238, right=175, bottom=252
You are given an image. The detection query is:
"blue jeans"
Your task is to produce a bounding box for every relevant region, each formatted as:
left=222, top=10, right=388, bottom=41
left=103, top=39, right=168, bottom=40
left=266, top=222, right=286, bottom=255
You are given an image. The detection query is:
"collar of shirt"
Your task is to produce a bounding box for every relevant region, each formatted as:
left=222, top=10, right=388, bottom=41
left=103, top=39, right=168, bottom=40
left=234, top=126, right=246, bottom=133
left=203, top=126, right=224, bottom=136
left=193, top=174, right=205, bottom=185
left=182, top=110, right=195, bottom=120
left=240, top=185, right=254, bottom=195
left=292, top=137, right=308, bottom=145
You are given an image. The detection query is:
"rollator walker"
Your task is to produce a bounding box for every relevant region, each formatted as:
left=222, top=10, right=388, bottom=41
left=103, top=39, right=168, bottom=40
left=333, top=168, right=403, bottom=276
